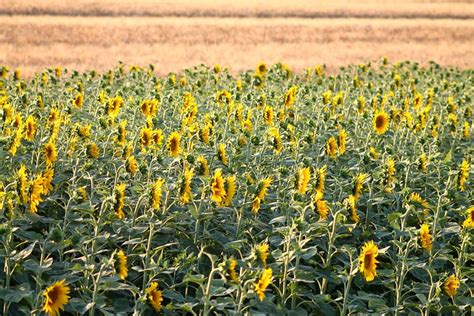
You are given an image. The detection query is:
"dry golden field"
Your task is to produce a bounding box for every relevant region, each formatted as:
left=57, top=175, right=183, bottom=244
left=1, top=0, right=473, bottom=76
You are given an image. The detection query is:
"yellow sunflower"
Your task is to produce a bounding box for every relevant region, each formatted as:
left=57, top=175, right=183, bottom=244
left=255, top=268, right=273, bottom=302
left=256, top=242, right=269, bottom=266
left=44, top=141, right=58, bottom=166
left=167, top=132, right=181, bottom=157
left=373, top=111, right=389, bottom=135
left=217, top=143, right=228, bottom=166
left=179, top=168, right=194, bottom=205
left=224, top=176, right=237, bottom=206
left=42, top=279, right=70, bottom=316
left=151, top=179, right=165, bottom=210
left=114, top=183, right=126, bottom=220
left=210, top=169, right=226, bottom=205
left=228, top=259, right=239, bottom=283
left=359, top=240, right=379, bottom=282
left=326, top=137, right=338, bottom=159
left=116, top=250, right=128, bottom=280
left=462, top=206, right=474, bottom=229
left=296, top=167, right=311, bottom=195
left=457, top=159, right=469, bottom=191
left=444, top=274, right=460, bottom=297
left=419, top=223, right=432, bottom=251
left=145, top=282, right=163, bottom=312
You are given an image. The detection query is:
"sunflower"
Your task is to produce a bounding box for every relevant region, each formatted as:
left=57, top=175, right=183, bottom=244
left=217, top=143, right=228, bottom=166
left=359, top=240, right=379, bottom=282
left=77, top=124, right=91, bottom=139
left=251, top=197, right=261, bottom=214
left=314, top=190, right=329, bottom=220
left=140, top=127, right=154, bottom=148
left=210, top=169, right=226, bottom=205
left=30, top=175, right=44, bottom=213
left=256, top=242, right=269, bottom=266
left=296, top=167, right=311, bottom=195
left=463, top=121, right=470, bottom=139
left=179, top=168, right=194, bottom=205
left=200, top=123, right=212, bottom=144
left=126, top=155, right=138, bottom=174
left=346, top=194, right=359, bottom=224
left=338, top=129, right=347, bottom=155
left=17, top=165, right=29, bottom=204
left=167, top=132, right=181, bottom=157
left=116, top=250, right=128, bottom=280
left=268, top=127, right=282, bottom=154
left=263, top=106, right=274, bottom=126
left=316, top=166, right=327, bottom=194
left=87, top=143, right=99, bottom=159
left=224, top=176, right=237, bottom=206
left=0, top=182, right=5, bottom=210
left=256, top=62, right=267, bottom=76
left=44, top=141, right=58, bottom=166
left=284, top=85, right=298, bottom=108
left=116, top=121, right=127, bottom=145
left=151, top=179, right=165, bottom=210
left=419, top=223, right=432, bottom=251
left=419, top=154, right=427, bottom=173
left=228, top=259, right=239, bottom=283
left=352, top=173, right=367, bottom=201
left=145, top=282, right=163, bottom=312
left=462, top=206, right=474, bottom=229
left=373, top=111, right=389, bottom=135
left=384, top=157, right=396, bottom=191
left=457, top=159, right=469, bottom=191
left=444, top=274, right=460, bottom=297
left=114, top=183, right=126, bottom=220
left=25, top=116, right=37, bottom=141
left=73, top=93, right=84, bottom=108
left=256, top=177, right=272, bottom=200
left=255, top=268, right=273, bottom=302
left=196, top=155, right=209, bottom=176
left=326, top=137, right=338, bottom=159
left=42, top=279, right=70, bottom=316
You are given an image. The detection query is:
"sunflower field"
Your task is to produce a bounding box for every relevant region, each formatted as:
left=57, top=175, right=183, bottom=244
left=0, top=60, right=472, bottom=315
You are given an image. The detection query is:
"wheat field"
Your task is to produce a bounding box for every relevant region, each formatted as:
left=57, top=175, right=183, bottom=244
left=1, top=0, right=473, bottom=76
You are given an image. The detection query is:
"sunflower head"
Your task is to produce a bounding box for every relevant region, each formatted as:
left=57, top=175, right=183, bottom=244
left=167, top=132, right=181, bottom=157
left=373, top=111, right=389, bottom=135
left=44, top=141, right=58, bottom=166
left=210, top=169, right=226, bottom=205
left=42, top=279, right=70, bottom=316
left=116, top=250, right=128, bottom=280
left=146, top=282, right=163, bottom=312
left=359, top=240, right=379, bottom=282
left=444, top=274, right=460, bottom=297
left=419, top=223, right=432, bottom=251
left=254, top=268, right=273, bottom=302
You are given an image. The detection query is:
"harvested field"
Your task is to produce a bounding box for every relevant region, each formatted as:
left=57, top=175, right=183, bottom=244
left=1, top=0, right=473, bottom=76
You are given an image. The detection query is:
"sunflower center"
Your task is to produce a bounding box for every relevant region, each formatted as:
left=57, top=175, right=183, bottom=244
left=48, top=287, right=60, bottom=303
left=376, top=116, right=386, bottom=129
left=364, top=252, right=373, bottom=269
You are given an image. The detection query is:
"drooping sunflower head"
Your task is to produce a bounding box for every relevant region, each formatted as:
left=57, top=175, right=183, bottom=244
left=373, top=111, right=390, bottom=135
left=444, top=274, right=460, bottom=297
left=44, top=141, right=58, bottom=166
left=352, top=173, right=368, bottom=201
left=224, top=175, right=237, bottom=206
left=217, top=143, right=228, bottom=166
left=87, top=143, right=99, bottom=159
left=126, top=155, right=139, bottom=174
left=167, top=131, right=181, bottom=157
left=326, top=137, right=338, bottom=158
left=256, top=242, right=269, bottom=266
left=151, top=178, right=165, bottom=210
left=42, top=279, right=70, bottom=316
left=228, top=258, right=239, bottom=283
left=296, top=167, right=311, bottom=195
left=462, top=206, right=474, bottom=229
left=359, top=240, right=379, bottom=282
left=256, top=177, right=272, bottom=200
left=116, top=250, right=128, bottom=280
left=419, top=223, right=432, bottom=251
left=179, top=168, right=194, bottom=205
left=145, top=282, right=163, bottom=312
left=254, top=268, right=273, bottom=302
